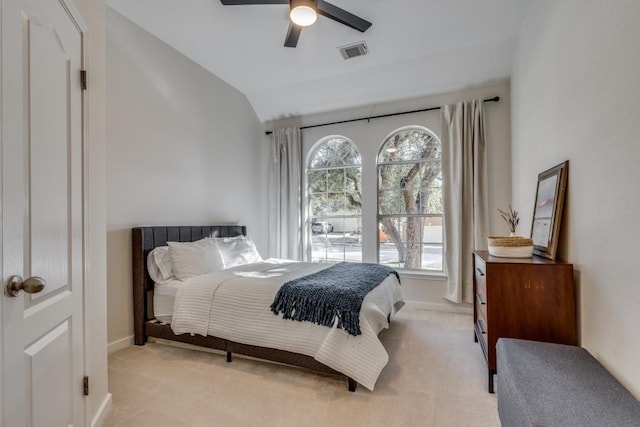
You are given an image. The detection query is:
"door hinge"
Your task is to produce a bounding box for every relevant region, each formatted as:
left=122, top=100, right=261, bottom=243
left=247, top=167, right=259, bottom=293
left=80, top=69, right=87, bottom=90
left=83, top=376, right=89, bottom=396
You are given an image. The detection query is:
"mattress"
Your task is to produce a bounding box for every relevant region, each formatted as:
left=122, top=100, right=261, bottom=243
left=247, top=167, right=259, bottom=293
left=152, top=279, right=185, bottom=323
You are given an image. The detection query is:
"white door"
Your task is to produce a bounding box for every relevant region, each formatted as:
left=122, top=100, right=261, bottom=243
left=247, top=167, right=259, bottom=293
left=1, top=0, right=86, bottom=425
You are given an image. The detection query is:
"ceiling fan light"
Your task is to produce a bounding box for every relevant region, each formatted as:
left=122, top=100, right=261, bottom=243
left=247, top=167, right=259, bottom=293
left=290, top=1, right=317, bottom=27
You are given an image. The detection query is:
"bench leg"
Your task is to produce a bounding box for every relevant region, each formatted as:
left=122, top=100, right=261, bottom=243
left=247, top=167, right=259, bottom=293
left=348, top=378, right=357, bottom=392
left=488, top=368, right=496, bottom=393
left=226, top=351, right=232, bottom=363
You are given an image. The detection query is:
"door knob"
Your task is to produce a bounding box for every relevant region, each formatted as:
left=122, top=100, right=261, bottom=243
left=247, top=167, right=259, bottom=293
left=6, top=275, right=46, bottom=297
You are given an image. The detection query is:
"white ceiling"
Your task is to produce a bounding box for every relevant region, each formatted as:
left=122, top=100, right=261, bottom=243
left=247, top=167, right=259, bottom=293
left=106, top=0, right=531, bottom=123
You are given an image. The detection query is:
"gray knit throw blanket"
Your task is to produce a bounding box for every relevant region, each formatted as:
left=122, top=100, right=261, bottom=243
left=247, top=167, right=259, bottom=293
left=270, top=262, right=400, bottom=336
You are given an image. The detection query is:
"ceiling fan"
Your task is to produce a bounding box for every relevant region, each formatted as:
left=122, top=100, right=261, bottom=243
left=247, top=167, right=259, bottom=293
left=220, top=0, right=372, bottom=48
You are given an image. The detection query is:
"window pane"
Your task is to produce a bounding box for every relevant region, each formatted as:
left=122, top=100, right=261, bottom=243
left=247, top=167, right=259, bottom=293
left=378, top=190, right=406, bottom=215
left=309, top=138, right=361, bottom=168
left=309, top=143, right=332, bottom=168
left=345, top=192, right=362, bottom=215
left=309, top=170, right=327, bottom=193
left=423, top=216, right=443, bottom=244
left=420, top=187, right=443, bottom=214
left=327, top=193, right=345, bottom=215
left=379, top=188, right=442, bottom=215
left=378, top=130, right=440, bottom=163
left=310, top=194, right=327, bottom=217
left=378, top=216, right=443, bottom=271
left=378, top=191, right=441, bottom=215
left=310, top=217, right=362, bottom=263
left=378, top=164, right=412, bottom=190
left=327, top=169, right=344, bottom=192
left=345, top=168, right=360, bottom=191
left=340, top=144, right=361, bottom=166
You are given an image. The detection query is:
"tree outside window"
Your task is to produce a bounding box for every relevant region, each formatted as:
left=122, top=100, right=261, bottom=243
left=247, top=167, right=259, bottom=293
left=377, top=127, right=443, bottom=271
left=307, top=137, right=362, bottom=263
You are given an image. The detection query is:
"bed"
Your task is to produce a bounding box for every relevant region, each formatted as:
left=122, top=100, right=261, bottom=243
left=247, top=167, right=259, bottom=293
left=132, top=225, right=404, bottom=392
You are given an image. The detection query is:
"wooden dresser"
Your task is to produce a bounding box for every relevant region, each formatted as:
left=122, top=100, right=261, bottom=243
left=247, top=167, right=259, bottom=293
left=473, top=250, right=577, bottom=393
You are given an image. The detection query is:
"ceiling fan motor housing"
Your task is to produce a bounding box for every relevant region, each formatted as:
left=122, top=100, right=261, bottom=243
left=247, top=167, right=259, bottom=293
left=290, top=0, right=316, bottom=10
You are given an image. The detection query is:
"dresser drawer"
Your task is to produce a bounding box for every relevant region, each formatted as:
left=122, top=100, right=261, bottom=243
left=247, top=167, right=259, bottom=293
left=476, top=303, right=487, bottom=327
left=475, top=291, right=487, bottom=321
left=474, top=255, right=487, bottom=297
left=475, top=318, right=489, bottom=359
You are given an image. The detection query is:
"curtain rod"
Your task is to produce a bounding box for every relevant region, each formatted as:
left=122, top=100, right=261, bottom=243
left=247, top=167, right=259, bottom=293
left=265, top=96, right=499, bottom=136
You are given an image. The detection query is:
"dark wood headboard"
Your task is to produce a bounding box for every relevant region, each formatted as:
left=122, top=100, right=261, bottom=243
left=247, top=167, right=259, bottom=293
left=132, top=225, right=247, bottom=345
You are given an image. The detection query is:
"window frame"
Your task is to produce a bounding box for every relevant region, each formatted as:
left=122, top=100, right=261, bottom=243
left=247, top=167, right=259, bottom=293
left=376, top=125, right=444, bottom=273
left=305, top=135, right=363, bottom=264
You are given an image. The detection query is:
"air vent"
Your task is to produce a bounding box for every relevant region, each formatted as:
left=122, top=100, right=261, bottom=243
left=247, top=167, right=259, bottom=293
left=338, top=41, right=368, bottom=60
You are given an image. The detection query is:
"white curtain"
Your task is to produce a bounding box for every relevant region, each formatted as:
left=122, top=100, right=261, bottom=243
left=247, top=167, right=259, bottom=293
left=441, top=100, right=489, bottom=304
left=268, top=127, right=303, bottom=260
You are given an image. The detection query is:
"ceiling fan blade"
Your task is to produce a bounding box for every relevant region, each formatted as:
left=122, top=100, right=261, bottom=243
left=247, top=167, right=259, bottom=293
left=284, top=23, right=302, bottom=48
left=220, top=0, right=287, bottom=5
left=317, top=0, right=372, bottom=32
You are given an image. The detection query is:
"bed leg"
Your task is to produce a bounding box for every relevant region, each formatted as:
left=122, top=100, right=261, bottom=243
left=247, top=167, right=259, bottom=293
left=348, top=378, right=357, bottom=392
left=226, top=352, right=232, bottom=363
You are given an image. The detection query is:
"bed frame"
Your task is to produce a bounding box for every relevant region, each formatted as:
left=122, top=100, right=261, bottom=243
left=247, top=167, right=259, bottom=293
left=132, top=225, right=357, bottom=391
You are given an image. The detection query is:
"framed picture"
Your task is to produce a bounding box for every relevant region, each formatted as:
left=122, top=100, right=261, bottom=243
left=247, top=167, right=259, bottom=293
left=530, top=161, right=569, bottom=260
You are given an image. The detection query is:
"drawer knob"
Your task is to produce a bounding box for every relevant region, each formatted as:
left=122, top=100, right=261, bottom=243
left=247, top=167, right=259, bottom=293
left=475, top=267, right=485, bottom=277
left=478, top=319, right=487, bottom=334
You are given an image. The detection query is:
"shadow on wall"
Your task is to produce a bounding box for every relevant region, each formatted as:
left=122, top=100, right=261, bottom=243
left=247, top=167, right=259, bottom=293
left=573, top=269, right=582, bottom=347
left=106, top=228, right=134, bottom=346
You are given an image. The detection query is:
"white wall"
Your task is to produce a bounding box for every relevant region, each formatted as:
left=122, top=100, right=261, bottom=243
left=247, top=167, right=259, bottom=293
left=265, top=82, right=512, bottom=311
left=511, top=0, right=640, bottom=397
left=106, top=9, right=264, bottom=349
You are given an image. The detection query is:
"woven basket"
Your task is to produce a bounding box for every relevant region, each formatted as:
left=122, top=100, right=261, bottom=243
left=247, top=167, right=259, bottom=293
left=487, top=236, right=534, bottom=258
left=487, top=236, right=533, bottom=247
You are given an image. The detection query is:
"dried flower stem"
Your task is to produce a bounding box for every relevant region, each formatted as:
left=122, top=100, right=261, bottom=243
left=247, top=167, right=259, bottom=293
left=498, top=204, right=519, bottom=234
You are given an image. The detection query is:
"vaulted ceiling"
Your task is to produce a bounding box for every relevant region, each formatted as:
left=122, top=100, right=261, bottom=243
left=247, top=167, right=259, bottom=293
left=106, top=0, right=531, bottom=122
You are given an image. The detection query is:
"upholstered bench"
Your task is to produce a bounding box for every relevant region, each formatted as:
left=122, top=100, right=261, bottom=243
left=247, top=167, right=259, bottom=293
left=496, top=338, right=640, bottom=427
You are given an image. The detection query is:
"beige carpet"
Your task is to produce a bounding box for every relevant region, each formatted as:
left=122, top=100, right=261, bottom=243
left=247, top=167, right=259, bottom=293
left=105, top=308, right=499, bottom=426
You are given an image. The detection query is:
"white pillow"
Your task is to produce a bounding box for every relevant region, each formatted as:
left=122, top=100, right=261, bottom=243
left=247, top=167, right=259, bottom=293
left=147, top=246, right=176, bottom=285
left=216, top=235, right=262, bottom=268
left=168, top=237, right=225, bottom=280
left=147, top=248, right=165, bottom=284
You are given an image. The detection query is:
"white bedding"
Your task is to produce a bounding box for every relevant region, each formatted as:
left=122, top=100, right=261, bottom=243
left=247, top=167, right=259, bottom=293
left=170, top=259, right=404, bottom=391
left=153, top=279, right=186, bottom=323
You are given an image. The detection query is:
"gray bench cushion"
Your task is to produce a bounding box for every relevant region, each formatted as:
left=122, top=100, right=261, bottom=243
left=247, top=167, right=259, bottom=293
left=497, top=338, right=640, bottom=427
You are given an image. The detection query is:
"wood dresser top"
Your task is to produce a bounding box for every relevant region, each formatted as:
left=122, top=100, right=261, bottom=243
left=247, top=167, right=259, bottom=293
left=474, top=250, right=572, bottom=266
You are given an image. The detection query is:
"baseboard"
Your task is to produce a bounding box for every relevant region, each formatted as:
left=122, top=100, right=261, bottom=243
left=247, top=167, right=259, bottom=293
left=108, top=335, right=134, bottom=354
left=91, top=392, right=112, bottom=427
left=404, top=300, right=472, bottom=315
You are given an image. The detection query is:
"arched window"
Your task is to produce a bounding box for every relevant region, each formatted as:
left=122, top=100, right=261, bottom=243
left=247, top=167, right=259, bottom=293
left=377, top=127, right=443, bottom=271
left=307, top=137, right=362, bottom=263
